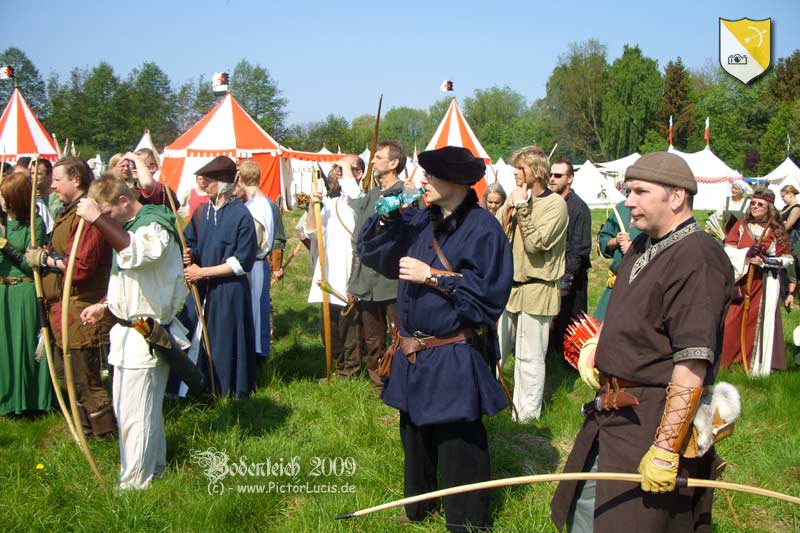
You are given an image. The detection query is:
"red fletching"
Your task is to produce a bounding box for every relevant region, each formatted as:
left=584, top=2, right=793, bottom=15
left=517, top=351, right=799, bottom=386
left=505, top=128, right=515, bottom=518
left=562, top=312, right=601, bottom=369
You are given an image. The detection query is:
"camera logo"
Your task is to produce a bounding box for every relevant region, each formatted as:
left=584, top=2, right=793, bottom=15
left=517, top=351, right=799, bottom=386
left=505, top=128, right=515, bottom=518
left=719, top=18, right=770, bottom=84
left=727, top=54, right=748, bottom=65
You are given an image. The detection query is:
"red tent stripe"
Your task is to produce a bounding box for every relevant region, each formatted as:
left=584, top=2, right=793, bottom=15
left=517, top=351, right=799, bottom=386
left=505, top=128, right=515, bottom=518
left=166, top=98, right=225, bottom=150
left=230, top=98, right=280, bottom=151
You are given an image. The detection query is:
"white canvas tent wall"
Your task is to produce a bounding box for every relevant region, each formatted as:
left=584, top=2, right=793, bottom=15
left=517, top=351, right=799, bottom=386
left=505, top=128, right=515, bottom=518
left=493, top=157, right=517, bottom=198
left=765, top=157, right=800, bottom=208
left=572, top=160, right=625, bottom=208
left=596, top=152, right=641, bottom=180
left=668, top=146, right=741, bottom=210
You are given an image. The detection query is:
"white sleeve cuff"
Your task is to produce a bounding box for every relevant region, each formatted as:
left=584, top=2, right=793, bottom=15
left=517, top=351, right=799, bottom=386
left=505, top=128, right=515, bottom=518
left=226, top=256, right=246, bottom=276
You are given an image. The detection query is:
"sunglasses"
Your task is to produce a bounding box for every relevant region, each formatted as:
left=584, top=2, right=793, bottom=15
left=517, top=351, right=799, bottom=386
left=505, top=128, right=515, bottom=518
left=751, top=201, right=769, bottom=208
left=550, top=173, right=569, bottom=178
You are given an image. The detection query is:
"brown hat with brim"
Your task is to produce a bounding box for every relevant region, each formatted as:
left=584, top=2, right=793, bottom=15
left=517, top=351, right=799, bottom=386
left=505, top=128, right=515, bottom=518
left=418, top=146, right=486, bottom=185
left=195, top=155, right=237, bottom=183
left=625, top=151, right=697, bottom=195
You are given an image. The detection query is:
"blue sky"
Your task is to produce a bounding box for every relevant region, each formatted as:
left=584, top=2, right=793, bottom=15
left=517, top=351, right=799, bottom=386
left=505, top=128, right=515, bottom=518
left=3, top=0, right=799, bottom=126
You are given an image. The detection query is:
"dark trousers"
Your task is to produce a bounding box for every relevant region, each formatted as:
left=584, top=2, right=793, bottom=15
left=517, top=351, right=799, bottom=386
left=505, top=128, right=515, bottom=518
left=358, top=299, right=398, bottom=387
left=320, top=303, right=362, bottom=377
left=551, top=270, right=589, bottom=352
left=399, top=412, right=491, bottom=532
left=53, top=345, right=116, bottom=436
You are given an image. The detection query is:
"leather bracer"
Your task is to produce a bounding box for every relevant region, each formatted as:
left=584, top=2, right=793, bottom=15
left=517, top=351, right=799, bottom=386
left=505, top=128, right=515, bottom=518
left=654, top=383, right=703, bottom=454
left=0, top=237, right=26, bottom=269
left=270, top=248, right=283, bottom=271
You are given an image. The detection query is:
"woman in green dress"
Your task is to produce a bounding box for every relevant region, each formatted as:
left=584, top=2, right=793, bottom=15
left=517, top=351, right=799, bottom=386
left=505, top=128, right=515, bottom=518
left=0, top=171, right=52, bottom=415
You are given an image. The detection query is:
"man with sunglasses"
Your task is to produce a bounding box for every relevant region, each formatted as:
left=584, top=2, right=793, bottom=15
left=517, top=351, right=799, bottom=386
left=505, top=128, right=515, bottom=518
left=548, top=159, right=591, bottom=351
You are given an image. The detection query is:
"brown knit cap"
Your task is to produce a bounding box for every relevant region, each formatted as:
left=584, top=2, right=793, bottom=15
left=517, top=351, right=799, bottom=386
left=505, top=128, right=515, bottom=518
left=625, top=152, right=697, bottom=195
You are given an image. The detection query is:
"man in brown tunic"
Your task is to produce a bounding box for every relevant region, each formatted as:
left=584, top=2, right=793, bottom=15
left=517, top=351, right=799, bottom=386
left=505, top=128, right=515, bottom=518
left=27, top=157, right=116, bottom=437
left=550, top=152, right=733, bottom=532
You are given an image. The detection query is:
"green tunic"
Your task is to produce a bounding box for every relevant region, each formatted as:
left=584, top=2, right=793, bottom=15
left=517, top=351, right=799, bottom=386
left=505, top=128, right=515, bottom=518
left=594, top=201, right=641, bottom=321
left=0, top=216, right=52, bottom=414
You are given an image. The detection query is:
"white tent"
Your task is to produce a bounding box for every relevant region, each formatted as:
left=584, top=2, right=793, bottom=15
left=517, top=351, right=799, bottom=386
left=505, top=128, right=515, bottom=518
left=492, top=157, right=517, bottom=198
left=596, top=152, right=641, bottom=179
left=668, top=146, right=741, bottom=210
left=765, top=157, right=800, bottom=208
left=572, top=160, right=625, bottom=208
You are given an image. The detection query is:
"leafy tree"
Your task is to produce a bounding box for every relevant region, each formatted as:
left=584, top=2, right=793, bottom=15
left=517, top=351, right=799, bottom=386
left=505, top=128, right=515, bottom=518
left=127, top=62, right=178, bottom=149
left=350, top=114, right=375, bottom=154
left=545, top=39, right=609, bottom=161
left=381, top=107, right=429, bottom=153
left=657, top=58, right=696, bottom=150
left=231, top=60, right=288, bottom=139
left=639, top=129, right=669, bottom=153
left=758, top=101, right=800, bottom=173
left=0, top=47, right=47, bottom=117
left=427, top=96, right=453, bottom=134
left=463, top=86, right=531, bottom=159
left=602, top=45, right=662, bottom=159
left=305, top=114, right=352, bottom=153
left=175, top=75, right=220, bottom=133
left=769, top=50, right=800, bottom=103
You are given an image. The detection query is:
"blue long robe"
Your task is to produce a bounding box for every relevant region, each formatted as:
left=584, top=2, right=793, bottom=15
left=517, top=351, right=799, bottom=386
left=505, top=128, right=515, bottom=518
left=357, top=196, right=513, bottom=425
left=184, top=198, right=257, bottom=397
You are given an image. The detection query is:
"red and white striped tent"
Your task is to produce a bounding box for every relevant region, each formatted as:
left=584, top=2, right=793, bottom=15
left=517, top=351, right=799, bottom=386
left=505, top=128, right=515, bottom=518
left=0, top=88, right=59, bottom=164
left=413, top=97, right=494, bottom=198
left=161, top=93, right=283, bottom=201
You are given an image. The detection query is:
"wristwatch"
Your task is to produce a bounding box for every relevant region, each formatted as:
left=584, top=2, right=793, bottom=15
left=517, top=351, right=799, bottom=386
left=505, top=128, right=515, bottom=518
left=424, top=275, right=438, bottom=287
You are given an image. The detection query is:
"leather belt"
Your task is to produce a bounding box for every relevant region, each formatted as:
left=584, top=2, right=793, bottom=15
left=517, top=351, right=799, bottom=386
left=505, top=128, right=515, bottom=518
left=0, top=276, right=32, bottom=285
left=399, top=328, right=472, bottom=364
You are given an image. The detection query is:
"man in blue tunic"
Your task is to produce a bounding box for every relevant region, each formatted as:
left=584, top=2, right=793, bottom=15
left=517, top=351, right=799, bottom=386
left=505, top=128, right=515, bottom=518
left=358, top=146, right=513, bottom=532
left=183, top=156, right=257, bottom=397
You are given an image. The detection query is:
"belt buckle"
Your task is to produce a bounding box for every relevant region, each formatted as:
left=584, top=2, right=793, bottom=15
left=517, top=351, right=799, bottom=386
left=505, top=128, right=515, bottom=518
left=412, top=330, right=429, bottom=350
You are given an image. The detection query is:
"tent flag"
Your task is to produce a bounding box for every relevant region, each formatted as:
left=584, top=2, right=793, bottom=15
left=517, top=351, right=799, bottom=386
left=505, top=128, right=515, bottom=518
left=704, top=117, right=710, bottom=146
left=668, top=115, right=673, bottom=146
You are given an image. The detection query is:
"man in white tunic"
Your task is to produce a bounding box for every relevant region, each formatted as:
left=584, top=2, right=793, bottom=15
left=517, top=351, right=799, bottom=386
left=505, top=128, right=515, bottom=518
left=237, top=160, right=275, bottom=363
left=306, top=156, right=365, bottom=377
left=77, top=174, right=187, bottom=489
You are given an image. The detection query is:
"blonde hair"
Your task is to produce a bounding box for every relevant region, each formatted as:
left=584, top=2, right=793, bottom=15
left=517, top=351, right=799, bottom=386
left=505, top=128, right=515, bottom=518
left=89, top=173, right=134, bottom=205
left=238, top=159, right=261, bottom=187
left=511, top=145, right=549, bottom=189
left=781, top=184, right=799, bottom=196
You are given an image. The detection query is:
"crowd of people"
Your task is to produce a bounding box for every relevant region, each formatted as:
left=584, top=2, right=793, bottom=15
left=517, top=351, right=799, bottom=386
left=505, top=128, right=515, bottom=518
left=0, top=141, right=796, bottom=531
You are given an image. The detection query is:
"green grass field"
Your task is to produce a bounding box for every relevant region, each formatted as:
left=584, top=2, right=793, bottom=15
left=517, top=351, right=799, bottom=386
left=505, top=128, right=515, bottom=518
left=1, top=209, right=798, bottom=532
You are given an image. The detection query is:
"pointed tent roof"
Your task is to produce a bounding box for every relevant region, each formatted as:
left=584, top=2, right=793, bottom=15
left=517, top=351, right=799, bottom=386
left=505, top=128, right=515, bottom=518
left=667, top=146, right=741, bottom=182
left=572, top=160, right=625, bottom=208
left=135, top=128, right=159, bottom=155
left=164, top=93, right=280, bottom=158
left=596, top=152, right=641, bottom=178
left=763, top=157, right=800, bottom=183
left=765, top=157, right=800, bottom=208
left=0, top=88, right=58, bottom=163
left=667, top=146, right=741, bottom=210
left=425, top=98, right=491, bottom=163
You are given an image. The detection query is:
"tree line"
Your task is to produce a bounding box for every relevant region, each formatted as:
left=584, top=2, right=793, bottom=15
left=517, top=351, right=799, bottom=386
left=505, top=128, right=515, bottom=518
left=2, top=42, right=799, bottom=175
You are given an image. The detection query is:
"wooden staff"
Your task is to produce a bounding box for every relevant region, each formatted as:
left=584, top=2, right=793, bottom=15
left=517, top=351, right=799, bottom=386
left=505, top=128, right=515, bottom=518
left=270, top=241, right=304, bottom=288
left=62, top=218, right=105, bottom=484
left=611, top=204, right=626, bottom=231
left=162, top=161, right=217, bottom=396
left=361, top=95, right=383, bottom=193
left=336, top=471, right=800, bottom=520
left=548, top=142, right=559, bottom=160
left=28, top=157, right=81, bottom=445
left=740, top=217, right=774, bottom=377
left=53, top=133, right=63, bottom=159
left=312, top=167, right=333, bottom=382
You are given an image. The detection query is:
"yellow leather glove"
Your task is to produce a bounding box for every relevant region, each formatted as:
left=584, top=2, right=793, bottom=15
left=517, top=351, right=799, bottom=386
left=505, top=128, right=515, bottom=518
left=638, top=444, right=679, bottom=493
left=24, top=247, right=47, bottom=268
left=577, top=336, right=601, bottom=390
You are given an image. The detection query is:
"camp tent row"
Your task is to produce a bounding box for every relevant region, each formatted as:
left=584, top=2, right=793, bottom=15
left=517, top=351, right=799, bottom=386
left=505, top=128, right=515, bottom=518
left=2, top=87, right=795, bottom=215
